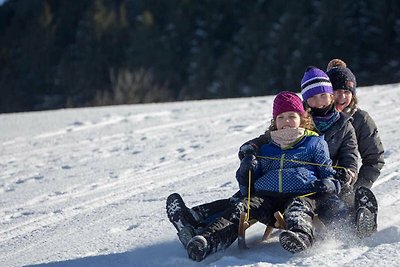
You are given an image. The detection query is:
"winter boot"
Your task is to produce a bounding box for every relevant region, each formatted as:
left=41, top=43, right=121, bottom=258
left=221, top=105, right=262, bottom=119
left=186, top=235, right=209, bottom=262
left=354, top=186, right=378, bottom=238
left=279, top=230, right=312, bottom=253
left=166, top=193, right=200, bottom=232
left=177, top=225, right=196, bottom=248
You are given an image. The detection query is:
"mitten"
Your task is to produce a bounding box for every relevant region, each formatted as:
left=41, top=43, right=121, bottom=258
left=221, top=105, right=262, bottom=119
left=334, top=168, right=355, bottom=185
left=237, top=155, right=258, bottom=186
left=238, top=143, right=258, bottom=160
left=313, top=178, right=341, bottom=196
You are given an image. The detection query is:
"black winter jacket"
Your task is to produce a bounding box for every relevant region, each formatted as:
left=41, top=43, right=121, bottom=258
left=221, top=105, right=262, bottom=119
left=321, top=112, right=358, bottom=175
left=348, top=107, right=385, bottom=188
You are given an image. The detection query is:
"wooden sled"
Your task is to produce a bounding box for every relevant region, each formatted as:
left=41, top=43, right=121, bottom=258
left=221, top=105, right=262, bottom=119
left=238, top=211, right=325, bottom=249
left=238, top=211, right=286, bottom=249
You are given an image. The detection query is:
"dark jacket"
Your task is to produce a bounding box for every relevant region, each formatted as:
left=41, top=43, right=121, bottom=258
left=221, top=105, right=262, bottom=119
left=237, top=132, right=335, bottom=197
left=348, top=107, right=385, bottom=188
left=321, top=112, right=358, bottom=175
left=240, top=113, right=358, bottom=182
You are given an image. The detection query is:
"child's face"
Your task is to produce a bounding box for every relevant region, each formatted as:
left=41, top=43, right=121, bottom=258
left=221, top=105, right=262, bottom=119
left=306, top=93, right=333, bottom=109
left=333, top=89, right=352, bottom=112
left=275, top=111, right=301, bottom=130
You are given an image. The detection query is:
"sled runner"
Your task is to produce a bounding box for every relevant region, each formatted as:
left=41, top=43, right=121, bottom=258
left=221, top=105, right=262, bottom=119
left=238, top=211, right=325, bottom=249
left=238, top=211, right=286, bottom=249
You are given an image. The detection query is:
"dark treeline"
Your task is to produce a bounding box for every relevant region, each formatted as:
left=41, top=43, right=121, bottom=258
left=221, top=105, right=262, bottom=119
left=1, top=0, right=400, bottom=113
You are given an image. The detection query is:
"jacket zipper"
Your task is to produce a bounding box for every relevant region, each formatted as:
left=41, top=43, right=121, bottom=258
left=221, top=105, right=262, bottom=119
left=279, top=153, right=285, bottom=192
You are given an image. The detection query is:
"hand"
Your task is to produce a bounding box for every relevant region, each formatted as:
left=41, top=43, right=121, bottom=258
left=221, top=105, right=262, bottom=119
left=313, top=178, right=341, bottom=195
left=334, top=168, right=354, bottom=185
left=238, top=143, right=258, bottom=160
left=239, top=155, right=258, bottom=178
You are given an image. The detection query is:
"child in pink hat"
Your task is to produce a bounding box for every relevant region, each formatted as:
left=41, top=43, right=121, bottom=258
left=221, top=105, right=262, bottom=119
left=167, top=91, right=341, bottom=260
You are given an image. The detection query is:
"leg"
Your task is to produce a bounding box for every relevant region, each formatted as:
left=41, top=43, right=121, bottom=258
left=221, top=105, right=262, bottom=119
left=166, top=193, right=200, bottom=230
left=192, top=198, right=233, bottom=226
left=279, top=197, right=316, bottom=253
left=186, top=200, right=246, bottom=261
left=166, top=193, right=240, bottom=248
left=166, top=193, right=201, bottom=247
left=186, top=196, right=275, bottom=261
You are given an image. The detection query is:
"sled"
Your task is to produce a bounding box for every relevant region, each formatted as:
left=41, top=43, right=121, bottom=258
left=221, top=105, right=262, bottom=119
left=238, top=211, right=286, bottom=250
left=238, top=211, right=325, bottom=249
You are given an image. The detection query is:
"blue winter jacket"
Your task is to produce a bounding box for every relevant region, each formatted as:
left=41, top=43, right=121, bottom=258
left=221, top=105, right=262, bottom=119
left=238, top=130, right=335, bottom=197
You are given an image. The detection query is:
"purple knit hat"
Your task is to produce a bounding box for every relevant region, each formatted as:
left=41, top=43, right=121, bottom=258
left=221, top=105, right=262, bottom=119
left=273, top=91, right=305, bottom=119
left=301, top=66, right=333, bottom=101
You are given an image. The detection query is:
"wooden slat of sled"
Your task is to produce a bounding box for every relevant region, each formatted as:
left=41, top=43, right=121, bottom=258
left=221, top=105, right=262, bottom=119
left=238, top=212, right=325, bottom=250
left=238, top=211, right=286, bottom=250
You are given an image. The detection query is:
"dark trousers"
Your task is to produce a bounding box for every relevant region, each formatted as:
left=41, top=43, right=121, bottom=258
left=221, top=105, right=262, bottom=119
left=197, top=195, right=316, bottom=257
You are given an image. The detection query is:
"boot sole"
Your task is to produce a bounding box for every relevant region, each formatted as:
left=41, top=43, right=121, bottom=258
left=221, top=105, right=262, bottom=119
left=187, top=235, right=208, bottom=261
left=356, top=207, right=377, bottom=238
left=355, top=186, right=378, bottom=213
left=279, top=231, right=308, bottom=253
left=166, top=193, right=187, bottom=232
left=354, top=186, right=378, bottom=237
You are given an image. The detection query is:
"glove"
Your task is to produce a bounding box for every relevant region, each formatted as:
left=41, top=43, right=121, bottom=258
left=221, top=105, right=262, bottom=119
left=237, top=155, right=258, bottom=185
left=238, top=143, right=258, bottom=160
left=313, top=178, right=341, bottom=196
left=334, top=168, right=354, bottom=185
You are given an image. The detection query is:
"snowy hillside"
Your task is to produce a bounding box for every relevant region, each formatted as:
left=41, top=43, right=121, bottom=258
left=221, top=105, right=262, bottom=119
left=1, top=84, right=400, bottom=267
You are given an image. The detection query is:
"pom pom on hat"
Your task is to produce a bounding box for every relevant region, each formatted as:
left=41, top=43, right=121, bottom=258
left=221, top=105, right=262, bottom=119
left=273, top=91, right=305, bottom=119
left=301, top=66, right=333, bottom=101
left=326, top=59, right=347, bottom=71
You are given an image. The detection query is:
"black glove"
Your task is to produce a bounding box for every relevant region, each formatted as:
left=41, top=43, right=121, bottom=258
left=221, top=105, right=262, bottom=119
left=238, top=143, right=258, bottom=160
left=334, top=168, right=354, bottom=185
left=237, top=155, right=258, bottom=185
left=313, top=178, right=341, bottom=196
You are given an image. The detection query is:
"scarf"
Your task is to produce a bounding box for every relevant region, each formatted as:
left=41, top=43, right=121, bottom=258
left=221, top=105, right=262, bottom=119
left=270, top=128, right=306, bottom=149
left=312, top=105, right=340, bottom=133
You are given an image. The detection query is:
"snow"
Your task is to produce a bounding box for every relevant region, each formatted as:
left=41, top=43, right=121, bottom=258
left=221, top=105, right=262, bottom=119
left=1, top=84, right=400, bottom=267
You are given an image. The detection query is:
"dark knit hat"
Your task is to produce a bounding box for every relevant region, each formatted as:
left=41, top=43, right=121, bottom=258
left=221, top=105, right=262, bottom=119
left=301, top=66, right=333, bottom=101
left=273, top=91, right=305, bottom=119
left=326, top=67, right=357, bottom=95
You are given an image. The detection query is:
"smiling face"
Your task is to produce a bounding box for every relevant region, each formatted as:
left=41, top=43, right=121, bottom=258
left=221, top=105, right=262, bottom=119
left=333, top=89, right=353, bottom=112
left=275, top=111, right=302, bottom=130
left=306, top=93, right=334, bottom=109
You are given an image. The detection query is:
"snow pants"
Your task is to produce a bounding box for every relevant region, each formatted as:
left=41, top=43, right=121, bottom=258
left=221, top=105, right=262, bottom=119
left=197, top=195, right=316, bottom=257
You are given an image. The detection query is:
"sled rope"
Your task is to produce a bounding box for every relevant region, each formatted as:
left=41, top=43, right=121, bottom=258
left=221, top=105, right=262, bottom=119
left=239, top=154, right=336, bottom=249
left=244, top=172, right=316, bottom=223
left=245, top=170, right=252, bottom=222
left=244, top=157, right=333, bottom=222
left=243, top=156, right=342, bottom=224
left=256, top=155, right=346, bottom=170
left=298, top=191, right=316, bottom=198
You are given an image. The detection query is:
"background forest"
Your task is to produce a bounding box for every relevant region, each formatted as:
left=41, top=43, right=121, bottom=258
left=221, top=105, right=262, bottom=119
left=1, top=0, right=400, bottom=113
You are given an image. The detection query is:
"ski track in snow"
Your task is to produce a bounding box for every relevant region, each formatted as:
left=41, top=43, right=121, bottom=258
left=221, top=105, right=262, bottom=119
left=0, top=86, right=399, bottom=267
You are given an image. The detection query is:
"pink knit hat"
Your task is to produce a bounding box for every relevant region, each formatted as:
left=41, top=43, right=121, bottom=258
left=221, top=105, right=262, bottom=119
left=272, top=91, right=305, bottom=119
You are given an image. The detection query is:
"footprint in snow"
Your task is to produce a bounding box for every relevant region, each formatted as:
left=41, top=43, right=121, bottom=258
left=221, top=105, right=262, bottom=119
left=61, top=165, right=72, bottom=170
left=49, top=191, right=67, bottom=197
left=177, top=148, right=185, bottom=153
left=127, top=224, right=140, bottom=231
left=72, top=121, right=84, bottom=126
left=190, top=144, right=201, bottom=149
left=109, top=172, right=119, bottom=179
left=228, top=125, right=246, bottom=132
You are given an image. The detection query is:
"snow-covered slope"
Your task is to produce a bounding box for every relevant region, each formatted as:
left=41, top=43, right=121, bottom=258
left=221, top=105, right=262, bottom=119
left=1, top=84, right=399, bottom=267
